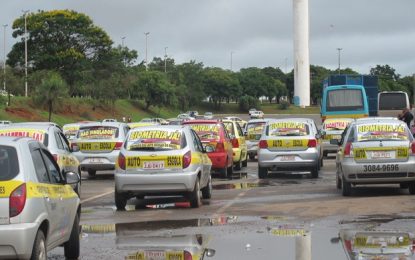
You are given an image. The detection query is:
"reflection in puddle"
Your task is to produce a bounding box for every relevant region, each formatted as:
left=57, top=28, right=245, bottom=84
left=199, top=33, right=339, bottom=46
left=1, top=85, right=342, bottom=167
left=212, top=180, right=300, bottom=190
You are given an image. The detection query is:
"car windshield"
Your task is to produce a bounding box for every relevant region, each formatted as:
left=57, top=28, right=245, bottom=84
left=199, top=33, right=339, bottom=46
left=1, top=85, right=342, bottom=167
left=247, top=122, right=266, bottom=140
left=127, top=129, right=184, bottom=151
left=267, top=122, right=309, bottom=136
left=0, top=145, right=19, bottom=181
left=356, top=123, right=409, bottom=141
left=78, top=126, right=119, bottom=139
left=188, top=124, right=220, bottom=140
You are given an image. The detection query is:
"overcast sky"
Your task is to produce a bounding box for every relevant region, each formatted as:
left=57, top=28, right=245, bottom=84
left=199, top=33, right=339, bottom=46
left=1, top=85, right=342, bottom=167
left=1, top=0, right=414, bottom=76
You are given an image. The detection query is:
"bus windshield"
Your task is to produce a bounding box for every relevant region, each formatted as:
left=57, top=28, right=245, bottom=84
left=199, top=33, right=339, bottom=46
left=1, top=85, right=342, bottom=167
left=326, top=89, right=364, bottom=112
left=379, top=93, right=408, bottom=110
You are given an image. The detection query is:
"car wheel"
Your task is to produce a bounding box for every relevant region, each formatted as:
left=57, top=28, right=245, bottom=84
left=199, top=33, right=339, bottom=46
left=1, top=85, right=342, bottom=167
left=201, top=175, right=212, bottom=199
left=248, top=154, right=255, bottom=161
left=189, top=178, right=202, bottom=208
left=87, top=169, right=96, bottom=178
left=31, top=230, right=46, bottom=260
left=242, top=157, right=248, bottom=167
left=323, top=151, right=328, bottom=158
left=311, top=165, right=319, bottom=179
left=115, top=190, right=127, bottom=211
left=226, top=161, right=233, bottom=179
left=64, top=214, right=80, bottom=259
left=219, top=167, right=227, bottom=178
left=258, top=166, right=267, bottom=179
left=408, top=182, right=415, bottom=195
left=342, top=175, right=352, bottom=196
left=234, top=159, right=242, bottom=171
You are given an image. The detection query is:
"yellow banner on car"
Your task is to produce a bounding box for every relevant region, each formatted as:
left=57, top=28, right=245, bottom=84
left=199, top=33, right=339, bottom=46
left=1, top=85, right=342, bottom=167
left=126, top=251, right=185, bottom=260
left=189, top=124, right=219, bottom=133
left=269, top=122, right=305, bottom=130
left=0, top=181, right=77, bottom=199
left=129, top=130, right=181, bottom=141
left=79, top=142, right=116, bottom=151
left=125, top=155, right=183, bottom=169
left=323, top=119, right=351, bottom=130
left=353, top=147, right=408, bottom=160
left=0, top=128, right=46, bottom=143
left=267, top=139, right=308, bottom=148
left=270, top=228, right=307, bottom=237
left=79, top=128, right=117, bottom=139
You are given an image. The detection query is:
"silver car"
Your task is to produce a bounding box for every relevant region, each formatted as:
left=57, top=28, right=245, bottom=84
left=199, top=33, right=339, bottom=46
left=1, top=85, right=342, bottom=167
left=257, top=118, right=322, bottom=179
left=114, top=125, right=212, bottom=210
left=72, top=122, right=130, bottom=177
left=0, top=136, right=80, bottom=259
left=321, top=118, right=354, bottom=157
left=244, top=119, right=269, bottom=160
left=333, top=117, right=415, bottom=196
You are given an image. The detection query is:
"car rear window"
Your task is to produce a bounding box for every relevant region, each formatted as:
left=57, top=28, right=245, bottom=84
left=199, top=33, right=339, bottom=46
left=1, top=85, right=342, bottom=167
left=323, top=119, right=351, bottom=131
left=246, top=122, right=266, bottom=140
left=127, top=129, right=185, bottom=151
left=78, top=126, right=119, bottom=140
left=223, top=122, right=235, bottom=136
left=0, top=145, right=19, bottom=181
left=357, top=123, right=409, bottom=141
left=188, top=124, right=221, bottom=141
left=267, top=122, right=310, bottom=136
left=0, top=128, right=48, bottom=146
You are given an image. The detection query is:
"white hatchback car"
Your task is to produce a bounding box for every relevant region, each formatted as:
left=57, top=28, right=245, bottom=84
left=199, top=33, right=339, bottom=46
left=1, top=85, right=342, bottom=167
left=0, top=136, right=81, bottom=259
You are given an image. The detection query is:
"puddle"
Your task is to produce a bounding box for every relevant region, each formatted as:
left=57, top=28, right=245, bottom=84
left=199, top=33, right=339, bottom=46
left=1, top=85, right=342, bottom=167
left=212, top=181, right=274, bottom=190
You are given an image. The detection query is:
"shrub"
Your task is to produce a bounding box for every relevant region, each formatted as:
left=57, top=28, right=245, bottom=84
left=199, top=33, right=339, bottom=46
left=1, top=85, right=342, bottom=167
left=239, top=95, right=260, bottom=111
left=279, top=100, right=290, bottom=110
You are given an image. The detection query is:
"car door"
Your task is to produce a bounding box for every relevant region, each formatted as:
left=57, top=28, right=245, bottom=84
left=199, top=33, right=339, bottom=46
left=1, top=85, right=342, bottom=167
left=190, top=130, right=210, bottom=187
left=235, top=123, right=247, bottom=160
left=56, top=131, right=79, bottom=174
left=30, top=145, right=62, bottom=246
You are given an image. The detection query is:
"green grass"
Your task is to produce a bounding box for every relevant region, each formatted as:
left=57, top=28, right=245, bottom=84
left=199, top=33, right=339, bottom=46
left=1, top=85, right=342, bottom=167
left=0, top=97, right=321, bottom=125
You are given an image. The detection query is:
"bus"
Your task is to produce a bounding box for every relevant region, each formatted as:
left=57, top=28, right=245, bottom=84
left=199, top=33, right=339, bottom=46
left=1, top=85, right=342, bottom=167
left=378, top=91, right=410, bottom=117
left=321, top=85, right=369, bottom=122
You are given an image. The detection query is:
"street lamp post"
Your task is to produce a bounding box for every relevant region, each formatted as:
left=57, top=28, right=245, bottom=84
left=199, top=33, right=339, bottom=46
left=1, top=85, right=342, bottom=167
left=3, top=24, right=7, bottom=92
left=23, top=10, right=29, bottom=97
left=164, top=47, right=168, bottom=73
left=230, top=51, right=234, bottom=71
left=144, top=32, right=150, bottom=71
left=121, top=36, right=125, bottom=48
left=337, top=48, right=342, bottom=75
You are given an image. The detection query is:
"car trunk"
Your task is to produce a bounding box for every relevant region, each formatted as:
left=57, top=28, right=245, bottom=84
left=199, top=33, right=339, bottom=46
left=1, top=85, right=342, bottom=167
left=124, top=151, right=186, bottom=173
left=352, top=141, right=410, bottom=163
left=0, top=198, right=9, bottom=224
left=266, top=137, right=310, bottom=151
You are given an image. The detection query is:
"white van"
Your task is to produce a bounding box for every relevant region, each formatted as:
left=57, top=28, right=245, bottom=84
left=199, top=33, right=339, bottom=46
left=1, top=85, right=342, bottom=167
left=378, top=91, right=410, bottom=117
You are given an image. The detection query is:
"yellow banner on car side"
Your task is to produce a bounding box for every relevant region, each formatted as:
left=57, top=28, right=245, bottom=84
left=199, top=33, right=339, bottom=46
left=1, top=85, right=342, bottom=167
left=269, top=122, right=305, bottom=130
left=0, top=181, right=77, bottom=199
left=267, top=139, right=308, bottom=148
left=0, top=128, right=46, bottom=143
left=79, top=142, right=116, bottom=151
left=353, top=147, right=408, bottom=160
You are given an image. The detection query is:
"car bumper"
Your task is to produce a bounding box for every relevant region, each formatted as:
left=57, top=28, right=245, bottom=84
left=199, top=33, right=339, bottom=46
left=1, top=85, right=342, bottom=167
left=115, top=170, right=198, bottom=195
left=247, top=141, right=258, bottom=155
left=74, top=151, right=119, bottom=171
left=233, top=148, right=242, bottom=163
left=341, top=157, right=415, bottom=184
left=257, top=148, right=319, bottom=170
left=322, top=142, right=339, bottom=154
left=0, top=222, right=38, bottom=259
left=208, top=152, right=228, bottom=169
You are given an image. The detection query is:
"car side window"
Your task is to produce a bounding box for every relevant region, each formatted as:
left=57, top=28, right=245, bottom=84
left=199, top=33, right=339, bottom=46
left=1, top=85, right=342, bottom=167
left=346, top=126, right=355, bottom=143
left=236, top=123, right=244, bottom=137
left=31, top=149, right=50, bottom=183
left=54, top=131, right=64, bottom=150
left=41, top=149, right=63, bottom=184
left=190, top=130, right=203, bottom=152
left=59, top=133, right=71, bottom=152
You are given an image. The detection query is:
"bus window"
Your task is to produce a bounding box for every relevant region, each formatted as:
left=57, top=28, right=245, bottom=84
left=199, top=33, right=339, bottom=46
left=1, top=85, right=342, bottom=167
left=378, top=92, right=409, bottom=110
left=327, top=89, right=364, bottom=112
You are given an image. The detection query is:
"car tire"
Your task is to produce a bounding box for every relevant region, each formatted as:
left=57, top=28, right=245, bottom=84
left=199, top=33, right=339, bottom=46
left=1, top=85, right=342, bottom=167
left=311, top=165, right=319, bottom=179
left=242, top=157, right=248, bottom=167
left=249, top=154, right=255, bottom=161
left=64, top=214, right=80, bottom=259
left=87, top=170, right=96, bottom=178
left=258, top=166, right=267, bottom=179
left=189, top=178, right=202, bottom=208
left=234, top=160, right=242, bottom=171
left=31, top=230, right=46, bottom=260
left=219, top=167, right=227, bottom=178
left=342, top=175, right=352, bottom=196
left=226, top=162, right=233, bottom=179
left=323, top=151, right=328, bottom=158
left=408, top=182, right=415, bottom=195
left=115, top=190, right=127, bottom=211
left=201, top=175, right=212, bottom=199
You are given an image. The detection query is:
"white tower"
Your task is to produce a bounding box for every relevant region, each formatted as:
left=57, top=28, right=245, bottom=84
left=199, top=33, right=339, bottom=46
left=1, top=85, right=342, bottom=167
left=293, top=0, right=310, bottom=107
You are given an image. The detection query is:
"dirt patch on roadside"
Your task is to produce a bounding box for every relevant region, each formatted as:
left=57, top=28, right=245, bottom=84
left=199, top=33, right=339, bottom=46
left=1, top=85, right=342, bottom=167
left=5, top=107, right=43, bottom=121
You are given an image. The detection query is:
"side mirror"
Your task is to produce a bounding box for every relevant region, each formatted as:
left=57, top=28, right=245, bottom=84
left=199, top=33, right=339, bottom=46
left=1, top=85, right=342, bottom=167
left=315, top=133, right=322, bottom=139
left=204, top=248, right=216, bottom=257
left=204, top=145, right=215, bottom=153
left=71, top=145, right=80, bottom=153
left=330, top=139, right=340, bottom=146
left=243, top=131, right=248, bottom=136
left=64, top=171, right=80, bottom=185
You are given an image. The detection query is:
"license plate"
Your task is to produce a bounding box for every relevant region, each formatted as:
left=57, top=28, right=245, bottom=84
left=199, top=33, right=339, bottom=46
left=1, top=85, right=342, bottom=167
left=371, top=151, right=393, bottom=159
left=330, top=135, right=341, bottom=140
left=89, top=158, right=104, bottom=164
left=144, top=251, right=165, bottom=260
left=280, top=155, right=295, bottom=161
left=363, top=164, right=399, bottom=172
left=143, top=161, right=165, bottom=169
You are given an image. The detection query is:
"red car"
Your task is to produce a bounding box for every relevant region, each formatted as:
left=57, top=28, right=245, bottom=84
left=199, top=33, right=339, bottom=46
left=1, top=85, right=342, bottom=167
left=183, top=120, right=234, bottom=178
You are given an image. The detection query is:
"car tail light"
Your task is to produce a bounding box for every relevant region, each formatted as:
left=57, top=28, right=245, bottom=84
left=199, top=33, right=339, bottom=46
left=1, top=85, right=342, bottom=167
left=71, top=142, right=78, bottom=150
left=308, top=139, right=317, bottom=148
left=10, top=184, right=26, bottom=218
left=411, top=142, right=415, bottom=154
left=344, top=142, right=353, bottom=157
left=259, top=140, right=268, bottom=149
left=231, top=138, right=239, bottom=148
left=216, top=142, right=225, bottom=152
left=184, top=251, right=192, bottom=260
left=114, top=142, right=123, bottom=150
left=411, top=240, right=415, bottom=252
left=118, top=153, right=126, bottom=170
left=52, top=154, right=58, bottom=162
left=344, top=240, right=352, bottom=252
left=183, top=151, right=191, bottom=169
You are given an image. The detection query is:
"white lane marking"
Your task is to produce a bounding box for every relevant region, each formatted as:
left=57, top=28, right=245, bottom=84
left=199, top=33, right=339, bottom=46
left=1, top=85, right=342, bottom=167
left=81, top=190, right=114, bottom=204
left=215, top=189, right=249, bottom=214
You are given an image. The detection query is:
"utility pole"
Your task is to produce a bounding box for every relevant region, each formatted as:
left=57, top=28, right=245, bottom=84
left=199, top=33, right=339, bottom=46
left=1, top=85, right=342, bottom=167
left=144, top=32, right=150, bottom=71
left=23, top=10, right=29, bottom=97
left=3, top=24, right=7, bottom=92
left=164, top=47, right=168, bottom=73
left=121, top=36, right=125, bottom=48
left=337, top=48, right=342, bottom=75
left=230, top=51, right=234, bottom=71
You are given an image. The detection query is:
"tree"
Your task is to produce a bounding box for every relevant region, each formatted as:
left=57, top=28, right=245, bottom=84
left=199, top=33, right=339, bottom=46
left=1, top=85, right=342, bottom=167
left=370, top=64, right=400, bottom=81
left=32, top=71, right=68, bottom=121
left=7, top=10, right=113, bottom=95
left=0, top=66, right=24, bottom=106
left=202, top=68, right=239, bottom=109
left=238, top=68, right=268, bottom=98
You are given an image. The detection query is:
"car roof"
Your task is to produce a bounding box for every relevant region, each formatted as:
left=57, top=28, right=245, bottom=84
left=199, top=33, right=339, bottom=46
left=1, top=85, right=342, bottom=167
left=79, top=122, right=127, bottom=128
left=1, top=122, right=58, bottom=131
left=323, top=118, right=354, bottom=123
left=267, top=118, right=315, bottom=124
left=247, top=119, right=271, bottom=123
left=129, top=125, right=186, bottom=132
left=182, top=119, right=221, bottom=124
left=0, top=135, right=45, bottom=147
left=354, top=117, right=403, bottom=125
